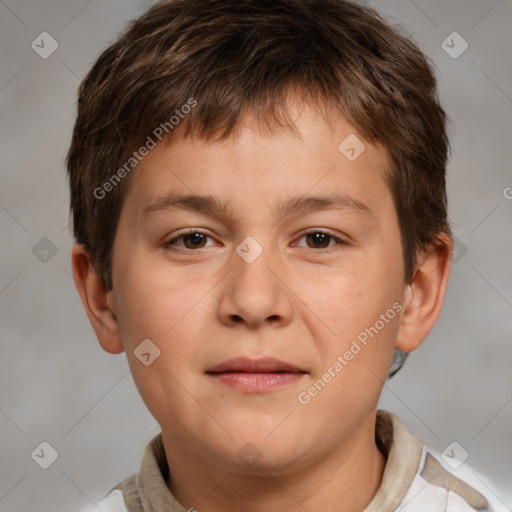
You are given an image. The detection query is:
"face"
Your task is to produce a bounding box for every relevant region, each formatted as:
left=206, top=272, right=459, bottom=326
left=107, top=104, right=408, bottom=474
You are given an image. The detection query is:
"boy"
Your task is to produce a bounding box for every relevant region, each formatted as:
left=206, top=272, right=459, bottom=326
left=67, top=0, right=494, bottom=510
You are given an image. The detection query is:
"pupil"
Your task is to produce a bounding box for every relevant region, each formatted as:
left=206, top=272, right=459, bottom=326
left=307, top=232, right=329, bottom=248
left=185, top=233, right=205, bottom=248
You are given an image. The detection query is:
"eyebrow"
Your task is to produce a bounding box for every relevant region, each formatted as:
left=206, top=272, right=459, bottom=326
left=142, top=192, right=374, bottom=220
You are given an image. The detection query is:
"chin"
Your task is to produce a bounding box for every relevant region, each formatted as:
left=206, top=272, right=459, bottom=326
left=222, top=424, right=310, bottom=473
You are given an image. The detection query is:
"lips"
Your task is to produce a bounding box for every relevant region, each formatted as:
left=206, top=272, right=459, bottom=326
left=206, top=357, right=306, bottom=374
left=206, top=357, right=307, bottom=393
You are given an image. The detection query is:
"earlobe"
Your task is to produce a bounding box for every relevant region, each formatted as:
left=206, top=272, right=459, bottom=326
left=71, top=243, right=124, bottom=354
left=395, top=234, right=453, bottom=353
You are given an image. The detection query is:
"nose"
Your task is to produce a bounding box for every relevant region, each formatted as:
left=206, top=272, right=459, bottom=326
left=217, top=240, right=294, bottom=329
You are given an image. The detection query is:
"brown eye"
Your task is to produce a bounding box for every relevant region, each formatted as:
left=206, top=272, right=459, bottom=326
left=166, top=231, right=213, bottom=250
left=182, top=233, right=207, bottom=249
left=295, top=230, right=344, bottom=250
left=305, top=232, right=331, bottom=248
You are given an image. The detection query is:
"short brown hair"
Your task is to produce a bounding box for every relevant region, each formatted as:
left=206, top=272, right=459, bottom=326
left=66, top=0, right=452, bottom=376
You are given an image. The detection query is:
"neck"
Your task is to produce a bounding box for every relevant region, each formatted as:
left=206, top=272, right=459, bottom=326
left=162, top=412, right=386, bottom=512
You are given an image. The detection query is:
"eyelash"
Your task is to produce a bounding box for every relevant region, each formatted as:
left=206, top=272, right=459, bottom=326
left=164, top=229, right=346, bottom=252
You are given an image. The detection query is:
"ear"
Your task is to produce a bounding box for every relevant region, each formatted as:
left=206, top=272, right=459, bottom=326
left=396, top=233, right=453, bottom=353
left=71, top=243, right=124, bottom=354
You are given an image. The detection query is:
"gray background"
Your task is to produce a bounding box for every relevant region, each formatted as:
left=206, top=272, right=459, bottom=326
left=0, top=0, right=511, bottom=511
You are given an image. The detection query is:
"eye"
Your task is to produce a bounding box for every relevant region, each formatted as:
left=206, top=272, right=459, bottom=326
left=165, top=230, right=216, bottom=250
left=294, top=230, right=345, bottom=250
left=164, top=229, right=345, bottom=251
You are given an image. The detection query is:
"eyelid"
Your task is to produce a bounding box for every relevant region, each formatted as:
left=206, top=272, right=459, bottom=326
left=165, top=229, right=217, bottom=248
left=293, top=229, right=346, bottom=248
left=298, top=228, right=344, bottom=239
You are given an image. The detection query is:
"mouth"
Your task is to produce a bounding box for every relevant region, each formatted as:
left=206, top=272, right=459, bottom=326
left=206, top=357, right=307, bottom=393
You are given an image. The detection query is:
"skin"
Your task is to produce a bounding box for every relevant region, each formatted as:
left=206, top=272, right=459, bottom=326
left=72, top=103, right=452, bottom=512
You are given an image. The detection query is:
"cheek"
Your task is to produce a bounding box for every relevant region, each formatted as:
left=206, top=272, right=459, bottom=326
left=298, top=272, right=400, bottom=416
left=112, top=251, right=210, bottom=354
left=313, top=266, right=400, bottom=335
left=303, top=256, right=402, bottom=383
left=117, top=281, right=210, bottom=430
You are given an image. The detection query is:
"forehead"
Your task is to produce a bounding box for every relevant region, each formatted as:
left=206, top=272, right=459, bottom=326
left=121, top=105, right=393, bottom=226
